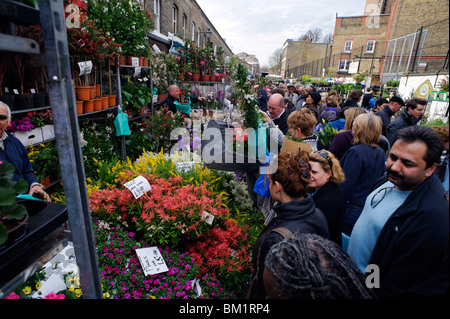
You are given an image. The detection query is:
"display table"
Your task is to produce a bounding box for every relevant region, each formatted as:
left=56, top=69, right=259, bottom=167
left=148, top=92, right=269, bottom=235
left=0, top=200, right=68, bottom=298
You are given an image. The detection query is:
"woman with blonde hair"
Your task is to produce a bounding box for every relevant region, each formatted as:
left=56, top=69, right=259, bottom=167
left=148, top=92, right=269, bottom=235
left=339, top=113, right=386, bottom=235
left=309, top=150, right=346, bottom=245
left=328, top=107, right=367, bottom=160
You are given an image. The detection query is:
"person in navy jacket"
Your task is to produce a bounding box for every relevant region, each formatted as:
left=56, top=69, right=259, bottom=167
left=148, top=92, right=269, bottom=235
left=0, top=102, right=50, bottom=201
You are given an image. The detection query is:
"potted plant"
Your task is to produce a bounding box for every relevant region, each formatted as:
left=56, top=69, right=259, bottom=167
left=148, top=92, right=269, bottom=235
left=27, top=141, right=60, bottom=186
left=0, top=160, right=29, bottom=246
left=121, top=82, right=152, bottom=116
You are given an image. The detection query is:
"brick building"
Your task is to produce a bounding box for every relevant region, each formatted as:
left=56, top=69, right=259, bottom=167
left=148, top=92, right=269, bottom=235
left=143, top=0, right=233, bottom=58
left=282, top=39, right=331, bottom=79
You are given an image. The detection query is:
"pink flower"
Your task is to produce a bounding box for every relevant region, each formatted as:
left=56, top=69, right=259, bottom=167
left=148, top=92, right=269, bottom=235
left=200, top=61, right=205, bottom=66
left=5, top=292, right=20, bottom=299
left=44, top=292, right=65, bottom=299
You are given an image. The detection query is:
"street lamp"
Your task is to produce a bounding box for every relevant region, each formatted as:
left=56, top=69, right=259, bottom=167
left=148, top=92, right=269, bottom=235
left=198, top=27, right=212, bottom=47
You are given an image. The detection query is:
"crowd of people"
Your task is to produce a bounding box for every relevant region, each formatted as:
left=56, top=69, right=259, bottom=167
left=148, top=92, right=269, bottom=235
left=248, top=81, right=449, bottom=299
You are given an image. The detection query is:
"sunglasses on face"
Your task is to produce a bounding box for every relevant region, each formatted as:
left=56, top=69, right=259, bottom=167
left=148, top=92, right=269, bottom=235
left=316, top=151, right=333, bottom=169
left=0, top=115, right=9, bottom=121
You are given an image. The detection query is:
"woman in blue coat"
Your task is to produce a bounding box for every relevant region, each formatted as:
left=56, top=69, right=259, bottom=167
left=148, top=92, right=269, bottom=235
left=339, top=113, right=386, bottom=235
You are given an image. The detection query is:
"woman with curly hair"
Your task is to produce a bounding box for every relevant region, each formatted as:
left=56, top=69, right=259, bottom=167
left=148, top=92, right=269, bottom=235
left=263, top=233, right=378, bottom=299
left=308, top=150, right=346, bottom=246
left=248, top=150, right=329, bottom=299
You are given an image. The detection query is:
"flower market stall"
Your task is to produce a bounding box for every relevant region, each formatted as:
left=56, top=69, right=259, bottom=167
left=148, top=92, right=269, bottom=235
left=1, top=0, right=268, bottom=300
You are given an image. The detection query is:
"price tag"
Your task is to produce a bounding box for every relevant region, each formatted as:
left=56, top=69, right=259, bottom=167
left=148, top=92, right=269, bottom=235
left=124, top=175, right=152, bottom=199
left=13, top=89, right=19, bottom=94
left=135, top=247, right=169, bottom=276
left=190, top=278, right=202, bottom=297
left=131, top=57, right=139, bottom=66
left=201, top=211, right=214, bottom=225
left=134, top=66, right=142, bottom=77
left=30, top=89, right=36, bottom=94
left=78, top=60, right=93, bottom=76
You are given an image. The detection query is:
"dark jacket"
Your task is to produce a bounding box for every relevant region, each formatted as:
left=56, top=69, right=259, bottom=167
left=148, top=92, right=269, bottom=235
left=273, top=109, right=289, bottom=135
left=375, top=105, right=396, bottom=136
left=338, top=99, right=358, bottom=118
left=386, top=109, right=422, bottom=145
left=339, top=143, right=386, bottom=208
left=257, top=89, right=268, bottom=112
left=250, top=195, right=329, bottom=299
left=368, top=174, right=449, bottom=299
left=311, top=181, right=346, bottom=246
left=0, top=132, right=39, bottom=187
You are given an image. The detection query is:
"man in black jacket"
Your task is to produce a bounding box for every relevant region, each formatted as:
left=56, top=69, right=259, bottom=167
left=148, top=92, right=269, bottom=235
left=375, top=95, right=404, bottom=136
left=348, top=125, right=448, bottom=298
left=386, top=98, right=426, bottom=145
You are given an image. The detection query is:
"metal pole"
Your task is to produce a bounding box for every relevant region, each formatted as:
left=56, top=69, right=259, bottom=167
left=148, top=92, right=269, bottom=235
left=38, top=0, right=103, bottom=299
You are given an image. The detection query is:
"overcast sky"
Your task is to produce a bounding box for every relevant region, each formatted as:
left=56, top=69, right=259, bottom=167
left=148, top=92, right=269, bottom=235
left=195, top=0, right=367, bottom=66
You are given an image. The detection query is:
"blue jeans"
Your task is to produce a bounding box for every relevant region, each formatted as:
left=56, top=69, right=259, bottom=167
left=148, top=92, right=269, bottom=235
left=342, top=204, right=363, bottom=236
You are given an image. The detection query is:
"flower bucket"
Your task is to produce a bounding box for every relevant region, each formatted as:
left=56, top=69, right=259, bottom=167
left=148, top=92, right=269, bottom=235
left=83, top=100, right=94, bottom=113
left=76, top=100, right=83, bottom=114
left=93, top=98, right=102, bottom=111
left=75, top=86, right=90, bottom=101
left=101, top=96, right=109, bottom=109
left=175, top=97, right=191, bottom=115
left=33, top=93, right=46, bottom=108
left=108, top=95, right=116, bottom=107
left=14, top=94, right=34, bottom=110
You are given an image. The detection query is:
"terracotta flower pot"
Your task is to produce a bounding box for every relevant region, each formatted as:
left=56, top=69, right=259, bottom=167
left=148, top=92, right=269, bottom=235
left=119, top=56, right=126, bottom=66
left=192, top=74, right=201, bottom=82
left=101, top=96, right=109, bottom=109
left=94, top=98, right=102, bottom=111
left=210, top=75, right=219, bottom=82
left=83, top=100, right=94, bottom=113
left=95, top=84, right=101, bottom=98
left=108, top=95, right=116, bottom=107
left=75, top=86, right=90, bottom=101
left=89, top=86, right=95, bottom=100
left=142, top=57, right=148, bottom=67
left=201, top=75, right=210, bottom=82
left=76, top=100, right=83, bottom=115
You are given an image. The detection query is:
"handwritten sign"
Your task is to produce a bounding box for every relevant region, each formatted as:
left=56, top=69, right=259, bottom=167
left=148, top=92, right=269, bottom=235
left=78, top=61, right=93, bottom=76
left=135, top=247, right=169, bottom=276
left=124, top=175, right=152, bottom=199
left=201, top=211, right=214, bottom=225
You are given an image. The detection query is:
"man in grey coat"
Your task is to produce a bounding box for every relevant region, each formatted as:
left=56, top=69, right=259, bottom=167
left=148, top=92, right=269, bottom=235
left=375, top=95, right=404, bottom=136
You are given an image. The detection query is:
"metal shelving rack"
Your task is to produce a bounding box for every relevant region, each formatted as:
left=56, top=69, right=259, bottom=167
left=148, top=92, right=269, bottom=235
left=0, top=0, right=102, bottom=298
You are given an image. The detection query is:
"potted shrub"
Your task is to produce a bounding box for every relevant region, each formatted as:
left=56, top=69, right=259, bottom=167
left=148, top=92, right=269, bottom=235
left=121, top=83, right=152, bottom=116
left=0, top=161, right=29, bottom=246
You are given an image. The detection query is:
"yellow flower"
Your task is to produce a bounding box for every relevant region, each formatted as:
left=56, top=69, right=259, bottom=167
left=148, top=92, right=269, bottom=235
left=36, top=282, right=42, bottom=290
left=103, top=291, right=110, bottom=299
left=22, top=286, right=32, bottom=295
left=75, top=288, right=82, bottom=298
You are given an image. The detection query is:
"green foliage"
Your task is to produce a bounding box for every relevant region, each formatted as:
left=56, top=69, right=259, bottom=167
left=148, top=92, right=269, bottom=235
left=121, top=83, right=152, bottom=115
left=87, top=0, right=153, bottom=57
left=0, top=161, right=29, bottom=245
left=316, top=120, right=339, bottom=149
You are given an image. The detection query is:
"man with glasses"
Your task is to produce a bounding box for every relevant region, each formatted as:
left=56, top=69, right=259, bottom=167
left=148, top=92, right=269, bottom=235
left=0, top=102, right=50, bottom=201
left=284, top=83, right=298, bottom=106
left=348, top=125, right=449, bottom=298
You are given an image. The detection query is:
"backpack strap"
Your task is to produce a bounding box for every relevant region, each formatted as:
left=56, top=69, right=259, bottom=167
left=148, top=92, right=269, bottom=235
left=247, top=227, right=294, bottom=299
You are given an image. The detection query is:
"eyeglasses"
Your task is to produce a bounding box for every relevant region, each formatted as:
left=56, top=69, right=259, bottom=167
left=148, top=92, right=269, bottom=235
left=316, top=151, right=333, bottom=170
left=370, top=186, right=394, bottom=209
left=0, top=114, right=9, bottom=121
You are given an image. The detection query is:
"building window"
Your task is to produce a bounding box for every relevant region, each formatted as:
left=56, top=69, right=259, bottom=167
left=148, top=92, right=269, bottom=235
left=197, top=27, right=201, bottom=45
left=182, top=14, right=187, bottom=38
left=366, top=40, right=376, bottom=53
left=172, top=5, right=178, bottom=34
left=344, top=40, right=353, bottom=52
left=338, top=59, right=352, bottom=71
left=154, top=0, right=160, bottom=32
left=191, top=22, right=196, bottom=41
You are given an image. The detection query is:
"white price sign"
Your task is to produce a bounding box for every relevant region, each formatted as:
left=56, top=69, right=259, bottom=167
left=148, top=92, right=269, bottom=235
left=124, top=175, right=152, bottom=199
left=201, top=211, right=214, bottom=225
left=135, top=247, right=169, bottom=276
left=78, top=61, right=93, bottom=76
